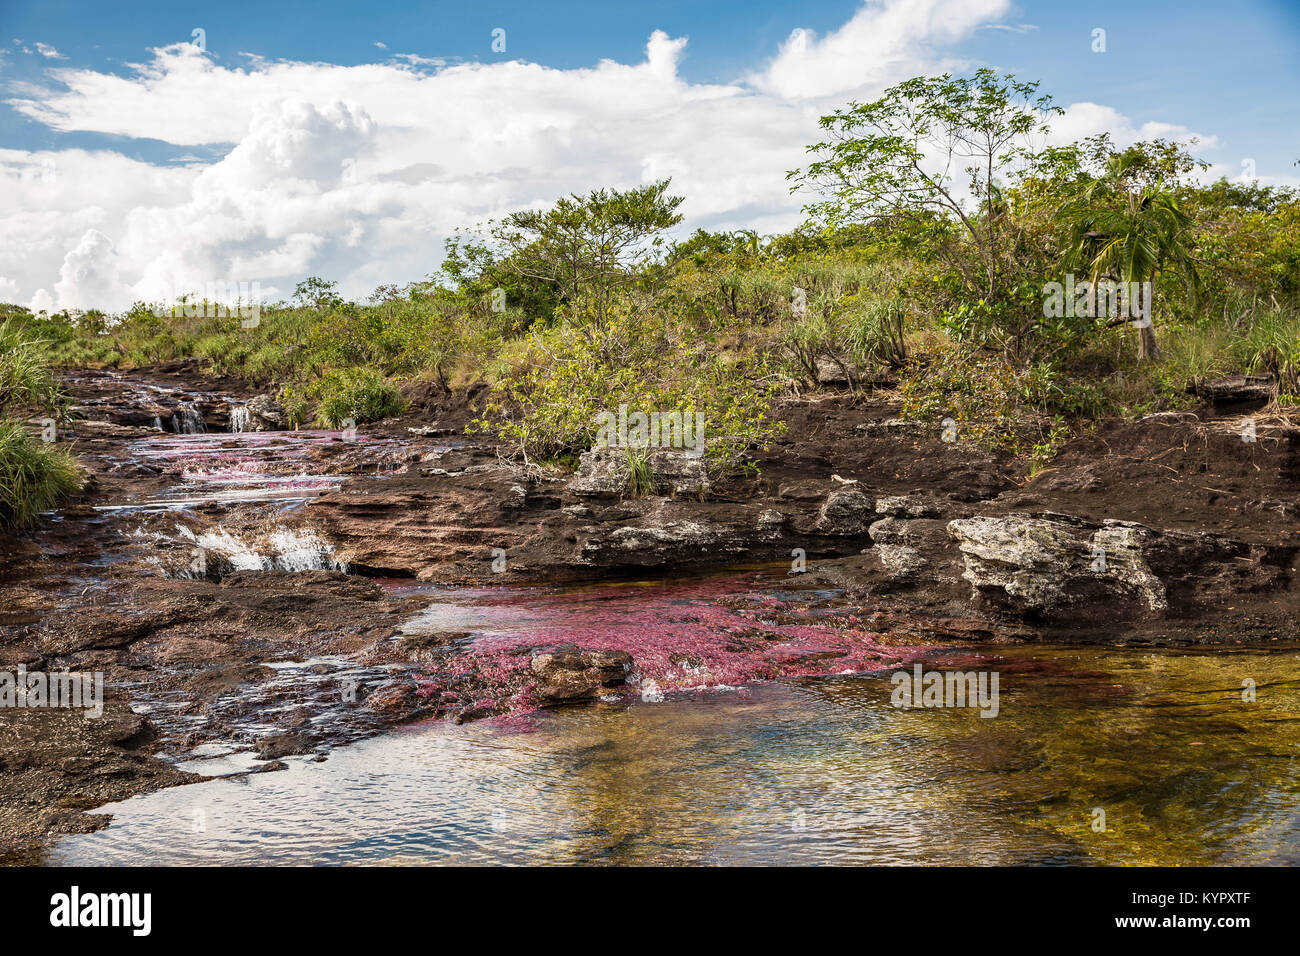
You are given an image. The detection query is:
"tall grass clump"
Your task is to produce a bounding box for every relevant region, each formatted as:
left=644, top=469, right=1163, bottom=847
left=0, top=318, right=83, bottom=530
left=0, top=421, right=82, bottom=529
left=0, top=319, right=62, bottom=415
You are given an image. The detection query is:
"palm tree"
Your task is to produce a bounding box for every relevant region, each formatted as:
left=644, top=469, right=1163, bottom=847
left=1063, top=150, right=1198, bottom=361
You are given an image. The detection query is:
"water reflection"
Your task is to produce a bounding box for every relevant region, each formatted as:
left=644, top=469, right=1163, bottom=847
left=47, top=645, right=1300, bottom=865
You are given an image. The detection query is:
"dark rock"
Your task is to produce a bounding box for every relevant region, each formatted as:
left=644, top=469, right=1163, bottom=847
left=363, top=681, right=416, bottom=714
left=1187, top=375, right=1275, bottom=406
left=815, top=488, right=875, bottom=535
left=530, top=645, right=633, bottom=702
left=254, top=731, right=315, bottom=761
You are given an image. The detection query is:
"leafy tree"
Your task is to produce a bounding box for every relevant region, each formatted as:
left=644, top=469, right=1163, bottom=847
left=791, top=69, right=1060, bottom=301
left=440, top=230, right=559, bottom=330
left=1062, top=146, right=1200, bottom=361
left=488, top=179, right=684, bottom=324
left=293, top=276, right=344, bottom=311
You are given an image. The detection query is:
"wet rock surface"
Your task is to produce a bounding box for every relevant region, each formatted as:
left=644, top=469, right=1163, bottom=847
left=529, top=645, right=634, bottom=701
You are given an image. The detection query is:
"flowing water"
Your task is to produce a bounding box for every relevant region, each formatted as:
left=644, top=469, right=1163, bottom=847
left=44, top=621, right=1300, bottom=865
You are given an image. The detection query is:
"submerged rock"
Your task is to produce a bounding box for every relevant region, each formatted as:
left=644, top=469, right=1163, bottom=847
left=254, top=730, right=316, bottom=760
left=530, top=645, right=634, bottom=702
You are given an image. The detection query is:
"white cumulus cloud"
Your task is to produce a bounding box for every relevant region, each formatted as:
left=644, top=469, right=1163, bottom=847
left=0, top=0, right=1248, bottom=315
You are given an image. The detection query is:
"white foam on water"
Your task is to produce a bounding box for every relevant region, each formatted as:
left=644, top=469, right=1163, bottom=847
left=174, top=525, right=347, bottom=575
left=229, top=404, right=251, bottom=434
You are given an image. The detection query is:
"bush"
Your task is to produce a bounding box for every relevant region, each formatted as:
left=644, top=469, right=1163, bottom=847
left=310, top=368, right=407, bottom=427
left=0, top=319, right=62, bottom=416
left=277, top=384, right=312, bottom=429
left=900, top=348, right=1097, bottom=457
left=476, top=296, right=784, bottom=475
left=0, top=421, right=82, bottom=530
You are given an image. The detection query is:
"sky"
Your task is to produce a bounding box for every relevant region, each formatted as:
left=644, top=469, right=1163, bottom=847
left=1, top=0, right=1297, bottom=313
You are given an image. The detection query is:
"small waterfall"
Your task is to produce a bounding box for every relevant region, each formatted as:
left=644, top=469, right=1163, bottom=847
left=152, top=416, right=163, bottom=432
left=229, top=404, right=250, bottom=434
left=176, top=402, right=207, bottom=434
left=169, top=525, right=347, bottom=579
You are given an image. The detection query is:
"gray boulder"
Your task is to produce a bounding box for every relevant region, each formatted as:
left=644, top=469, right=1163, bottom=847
left=816, top=488, right=876, bottom=535
left=246, top=394, right=286, bottom=430
left=567, top=447, right=709, bottom=497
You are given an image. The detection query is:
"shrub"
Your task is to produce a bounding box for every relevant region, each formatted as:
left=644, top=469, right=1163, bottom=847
left=310, top=368, right=406, bottom=427
left=476, top=297, right=784, bottom=475
left=900, top=348, right=1096, bottom=457
left=277, top=384, right=312, bottom=429
left=0, top=421, right=82, bottom=530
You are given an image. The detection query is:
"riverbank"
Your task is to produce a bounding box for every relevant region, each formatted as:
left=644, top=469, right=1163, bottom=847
left=2, top=363, right=1299, bottom=856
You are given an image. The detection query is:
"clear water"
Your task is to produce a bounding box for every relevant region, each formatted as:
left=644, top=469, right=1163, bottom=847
left=45, top=642, right=1300, bottom=866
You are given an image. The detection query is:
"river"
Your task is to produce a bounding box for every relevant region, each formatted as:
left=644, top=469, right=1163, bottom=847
left=45, top=630, right=1300, bottom=865
left=21, top=376, right=1300, bottom=865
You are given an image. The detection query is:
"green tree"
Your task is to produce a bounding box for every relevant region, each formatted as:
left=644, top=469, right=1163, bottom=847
left=791, top=69, right=1060, bottom=301
left=1062, top=146, right=1200, bottom=361
left=293, top=276, right=344, bottom=311
left=440, top=230, right=560, bottom=331
left=489, top=179, right=684, bottom=324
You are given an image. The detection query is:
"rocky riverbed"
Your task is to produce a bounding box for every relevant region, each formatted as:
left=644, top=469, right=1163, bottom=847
left=3, top=362, right=1299, bottom=856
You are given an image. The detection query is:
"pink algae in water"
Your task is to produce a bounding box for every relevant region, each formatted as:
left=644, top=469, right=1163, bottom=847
left=412, top=574, right=937, bottom=718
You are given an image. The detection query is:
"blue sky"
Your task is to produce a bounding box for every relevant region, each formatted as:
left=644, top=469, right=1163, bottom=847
left=3, top=0, right=1297, bottom=165
left=1, top=0, right=1297, bottom=311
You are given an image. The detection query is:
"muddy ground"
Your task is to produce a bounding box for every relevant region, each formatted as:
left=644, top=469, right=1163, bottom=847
left=2, top=361, right=1298, bottom=856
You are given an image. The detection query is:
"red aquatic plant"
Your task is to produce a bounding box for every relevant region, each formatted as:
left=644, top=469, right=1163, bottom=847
left=400, top=573, right=943, bottom=720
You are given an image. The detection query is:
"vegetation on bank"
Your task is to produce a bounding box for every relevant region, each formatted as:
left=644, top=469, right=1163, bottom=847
left=3, top=70, right=1298, bottom=494
left=0, top=320, right=81, bottom=530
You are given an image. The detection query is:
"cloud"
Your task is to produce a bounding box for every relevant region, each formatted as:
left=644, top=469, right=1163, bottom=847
left=45, top=228, right=134, bottom=311
left=34, top=42, right=66, bottom=59
left=0, top=0, right=1238, bottom=314
left=1051, top=102, right=1218, bottom=152
left=750, top=0, right=1012, bottom=100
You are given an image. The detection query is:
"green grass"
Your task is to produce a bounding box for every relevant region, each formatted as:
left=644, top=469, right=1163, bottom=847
left=0, top=420, right=82, bottom=530
left=0, top=318, right=62, bottom=417
left=625, top=448, right=655, bottom=496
